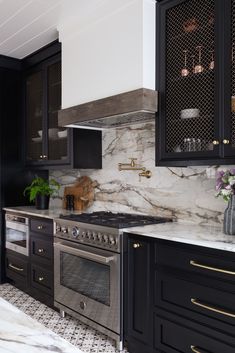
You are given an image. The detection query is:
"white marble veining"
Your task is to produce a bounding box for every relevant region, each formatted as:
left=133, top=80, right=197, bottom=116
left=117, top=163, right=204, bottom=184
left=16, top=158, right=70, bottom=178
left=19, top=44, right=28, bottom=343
left=124, top=221, right=235, bottom=252
left=0, top=297, right=82, bottom=353
left=50, top=122, right=231, bottom=226
left=3, top=206, right=81, bottom=219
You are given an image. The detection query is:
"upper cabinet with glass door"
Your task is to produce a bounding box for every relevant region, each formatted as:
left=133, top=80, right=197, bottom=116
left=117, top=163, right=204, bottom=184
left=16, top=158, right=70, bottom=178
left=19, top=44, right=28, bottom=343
left=156, top=0, right=234, bottom=166
left=25, top=53, right=69, bottom=167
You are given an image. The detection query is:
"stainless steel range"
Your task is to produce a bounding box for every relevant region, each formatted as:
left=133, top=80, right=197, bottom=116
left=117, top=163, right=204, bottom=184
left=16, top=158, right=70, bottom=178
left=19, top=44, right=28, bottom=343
left=53, top=212, right=171, bottom=350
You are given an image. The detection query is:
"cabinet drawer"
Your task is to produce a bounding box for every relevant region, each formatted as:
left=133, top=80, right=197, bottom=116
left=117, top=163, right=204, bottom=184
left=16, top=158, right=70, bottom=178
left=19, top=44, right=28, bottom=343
left=155, top=271, right=235, bottom=335
left=154, top=313, right=235, bottom=353
left=30, top=234, right=53, bottom=266
left=155, top=241, right=235, bottom=285
left=30, top=218, right=53, bottom=235
left=6, top=251, right=28, bottom=278
left=30, top=264, right=53, bottom=295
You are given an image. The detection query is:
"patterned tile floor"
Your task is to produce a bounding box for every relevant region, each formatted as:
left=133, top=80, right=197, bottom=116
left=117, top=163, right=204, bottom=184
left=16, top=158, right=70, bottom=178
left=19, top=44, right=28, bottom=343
left=0, top=283, right=128, bottom=353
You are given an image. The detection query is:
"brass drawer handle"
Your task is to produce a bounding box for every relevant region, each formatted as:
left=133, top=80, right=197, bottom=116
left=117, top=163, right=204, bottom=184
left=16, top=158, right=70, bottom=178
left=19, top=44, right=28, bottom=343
left=38, top=276, right=44, bottom=282
left=223, top=139, right=230, bottom=145
left=37, top=225, right=43, bottom=230
left=133, top=243, right=141, bottom=249
left=190, top=260, right=235, bottom=276
left=38, top=248, right=45, bottom=254
left=191, top=346, right=201, bottom=353
left=191, top=298, right=235, bottom=318
left=212, top=140, right=219, bottom=145
left=9, top=263, right=24, bottom=272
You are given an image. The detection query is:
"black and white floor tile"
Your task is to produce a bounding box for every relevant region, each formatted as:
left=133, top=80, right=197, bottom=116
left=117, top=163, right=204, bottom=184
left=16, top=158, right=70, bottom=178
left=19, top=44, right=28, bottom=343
left=0, top=283, right=128, bottom=353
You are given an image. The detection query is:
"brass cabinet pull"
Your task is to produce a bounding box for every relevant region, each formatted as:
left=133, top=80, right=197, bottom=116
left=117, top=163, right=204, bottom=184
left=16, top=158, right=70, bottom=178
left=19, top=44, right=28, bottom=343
left=191, top=298, right=235, bottom=318
left=212, top=140, right=220, bottom=145
left=190, top=260, right=235, bottom=276
left=223, top=139, right=230, bottom=145
left=38, top=248, right=45, bottom=254
left=37, top=225, right=43, bottom=230
left=38, top=276, right=44, bottom=282
left=191, top=346, right=201, bottom=353
left=133, top=243, right=141, bottom=249
left=9, top=263, right=24, bottom=272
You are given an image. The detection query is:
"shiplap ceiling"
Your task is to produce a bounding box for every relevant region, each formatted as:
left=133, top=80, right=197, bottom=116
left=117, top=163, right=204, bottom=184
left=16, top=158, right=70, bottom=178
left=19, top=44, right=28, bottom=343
left=0, top=0, right=105, bottom=59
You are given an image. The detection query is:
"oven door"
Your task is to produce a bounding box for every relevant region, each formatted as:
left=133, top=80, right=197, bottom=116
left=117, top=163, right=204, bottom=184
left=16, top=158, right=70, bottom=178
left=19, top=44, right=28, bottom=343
left=5, top=221, right=29, bottom=256
left=54, top=238, right=120, bottom=334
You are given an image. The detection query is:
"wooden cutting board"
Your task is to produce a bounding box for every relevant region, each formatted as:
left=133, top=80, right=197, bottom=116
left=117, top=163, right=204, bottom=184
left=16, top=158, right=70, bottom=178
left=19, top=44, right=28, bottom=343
left=63, top=176, right=97, bottom=211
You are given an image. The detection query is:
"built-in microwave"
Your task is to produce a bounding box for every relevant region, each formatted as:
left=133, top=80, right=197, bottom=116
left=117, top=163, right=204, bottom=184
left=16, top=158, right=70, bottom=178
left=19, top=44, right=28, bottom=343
left=5, top=214, right=29, bottom=256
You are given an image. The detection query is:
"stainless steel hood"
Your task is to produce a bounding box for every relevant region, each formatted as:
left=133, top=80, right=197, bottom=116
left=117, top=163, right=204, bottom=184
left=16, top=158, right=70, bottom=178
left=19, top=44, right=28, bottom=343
left=58, top=88, right=158, bottom=130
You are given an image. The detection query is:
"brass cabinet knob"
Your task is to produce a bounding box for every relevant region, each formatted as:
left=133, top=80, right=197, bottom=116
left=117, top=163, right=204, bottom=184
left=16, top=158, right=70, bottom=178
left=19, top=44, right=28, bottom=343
left=223, top=139, right=230, bottom=145
left=43, top=155, right=47, bottom=159
left=38, top=276, right=44, bottom=282
left=38, top=248, right=45, bottom=254
left=39, top=155, right=43, bottom=159
left=212, top=140, right=220, bottom=145
left=37, top=225, right=43, bottom=230
left=133, top=243, right=141, bottom=249
left=191, top=346, right=201, bottom=353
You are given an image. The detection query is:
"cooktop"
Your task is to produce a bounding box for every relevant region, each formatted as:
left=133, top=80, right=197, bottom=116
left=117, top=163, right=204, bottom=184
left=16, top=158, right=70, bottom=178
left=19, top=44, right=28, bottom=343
left=60, top=211, right=172, bottom=229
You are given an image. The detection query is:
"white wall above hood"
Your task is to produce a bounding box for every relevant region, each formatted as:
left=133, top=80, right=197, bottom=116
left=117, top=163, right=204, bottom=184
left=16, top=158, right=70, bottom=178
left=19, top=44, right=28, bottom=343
left=58, top=0, right=156, bottom=110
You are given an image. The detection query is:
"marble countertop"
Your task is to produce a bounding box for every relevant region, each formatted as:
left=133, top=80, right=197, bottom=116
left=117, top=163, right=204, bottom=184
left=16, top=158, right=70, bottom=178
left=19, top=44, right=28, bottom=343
left=123, top=221, right=235, bottom=252
left=0, top=297, right=82, bottom=353
left=3, top=206, right=81, bottom=219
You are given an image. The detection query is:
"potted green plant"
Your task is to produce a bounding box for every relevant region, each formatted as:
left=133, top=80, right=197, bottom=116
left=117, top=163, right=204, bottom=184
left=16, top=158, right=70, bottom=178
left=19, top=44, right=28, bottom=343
left=24, top=177, right=60, bottom=210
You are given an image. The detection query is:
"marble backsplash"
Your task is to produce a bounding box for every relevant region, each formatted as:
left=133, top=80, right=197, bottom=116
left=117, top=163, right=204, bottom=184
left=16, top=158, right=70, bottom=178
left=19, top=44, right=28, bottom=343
left=50, top=122, right=230, bottom=225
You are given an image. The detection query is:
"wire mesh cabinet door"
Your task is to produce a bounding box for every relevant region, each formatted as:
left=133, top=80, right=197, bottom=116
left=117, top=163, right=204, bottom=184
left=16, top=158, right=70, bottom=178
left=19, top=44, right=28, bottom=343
left=223, top=0, right=235, bottom=158
left=156, top=0, right=222, bottom=166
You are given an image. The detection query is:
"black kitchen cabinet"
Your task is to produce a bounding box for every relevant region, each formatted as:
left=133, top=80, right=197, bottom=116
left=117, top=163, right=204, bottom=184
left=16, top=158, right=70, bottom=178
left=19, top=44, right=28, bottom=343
left=29, top=217, right=54, bottom=307
left=5, top=215, right=54, bottom=307
left=125, top=234, right=235, bottom=353
left=24, top=41, right=102, bottom=169
left=156, top=0, right=235, bottom=166
left=125, top=235, right=153, bottom=353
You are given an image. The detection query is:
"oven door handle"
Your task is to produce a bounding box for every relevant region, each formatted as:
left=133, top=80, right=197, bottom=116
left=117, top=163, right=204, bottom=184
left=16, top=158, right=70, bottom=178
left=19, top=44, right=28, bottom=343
left=54, top=242, right=114, bottom=264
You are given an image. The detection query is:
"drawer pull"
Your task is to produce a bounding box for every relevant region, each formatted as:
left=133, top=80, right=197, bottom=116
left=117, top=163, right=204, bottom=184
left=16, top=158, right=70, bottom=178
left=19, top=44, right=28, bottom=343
left=9, top=263, right=24, bottom=272
left=38, top=276, right=44, bottom=282
left=191, top=346, right=201, bottom=353
left=191, top=298, right=235, bottom=318
left=133, top=243, right=141, bottom=249
left=190, top=260, right=235, bottom=276
left=38, top=248, right=45, bottom=254
left=37, top=225, right=43, bottom=230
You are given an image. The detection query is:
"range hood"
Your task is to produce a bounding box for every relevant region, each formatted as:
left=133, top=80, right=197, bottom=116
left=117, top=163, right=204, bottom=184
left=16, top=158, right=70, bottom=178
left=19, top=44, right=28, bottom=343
left=58, top=88, right=158, bottom=130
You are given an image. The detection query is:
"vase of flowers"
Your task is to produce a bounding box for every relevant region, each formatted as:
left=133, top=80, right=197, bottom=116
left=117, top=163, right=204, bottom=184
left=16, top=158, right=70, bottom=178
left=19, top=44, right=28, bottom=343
left=216, top=169, right=235, bottom=235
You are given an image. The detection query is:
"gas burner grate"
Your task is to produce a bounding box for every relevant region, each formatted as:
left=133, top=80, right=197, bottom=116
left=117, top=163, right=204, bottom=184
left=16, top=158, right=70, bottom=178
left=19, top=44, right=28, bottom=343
left=60, top=212, right=172, bottom=229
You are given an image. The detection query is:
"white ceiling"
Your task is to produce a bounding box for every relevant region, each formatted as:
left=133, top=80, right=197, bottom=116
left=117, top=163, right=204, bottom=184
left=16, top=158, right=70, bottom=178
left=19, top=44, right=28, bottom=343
left=0, top=0, right=105, bottom=59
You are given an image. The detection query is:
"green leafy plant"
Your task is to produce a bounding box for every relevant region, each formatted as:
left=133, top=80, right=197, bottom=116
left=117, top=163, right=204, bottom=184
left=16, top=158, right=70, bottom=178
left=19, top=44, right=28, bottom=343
left=23, top=177, right=60, bottom=203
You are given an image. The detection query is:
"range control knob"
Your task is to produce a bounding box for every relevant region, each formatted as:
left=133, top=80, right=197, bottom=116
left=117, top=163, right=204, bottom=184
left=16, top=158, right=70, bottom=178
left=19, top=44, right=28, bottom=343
left=109, top=237, right=116, bottom=245
left=103, top=235, right=108, bottom=243
left=82, top=231, right=86, bottom=238
left=87, top=231, right=92, bottom=239
left=97, top=233, right=102, bottom=241
left=72, top=226, right=80, bottom=238
left=56, top=225, right=61, bottom=233
left=92, top=232, right=97, bottom=240
left=61, top=226, right=68, bottom=234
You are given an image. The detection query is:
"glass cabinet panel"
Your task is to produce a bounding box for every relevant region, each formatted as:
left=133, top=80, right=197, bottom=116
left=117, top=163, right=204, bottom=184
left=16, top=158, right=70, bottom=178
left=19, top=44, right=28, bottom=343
left=165, top=0, right=216, bottom=154
left=47, top=61, right=67, bottom=161
left=26, top=71, right=43, bottom=161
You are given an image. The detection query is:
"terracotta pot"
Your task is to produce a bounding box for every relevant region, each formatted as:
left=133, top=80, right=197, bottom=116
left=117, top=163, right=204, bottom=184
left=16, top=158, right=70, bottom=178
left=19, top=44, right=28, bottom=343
left=224, top=195, right=235, bottom=235
left=35, top=194, right=50, bottom=210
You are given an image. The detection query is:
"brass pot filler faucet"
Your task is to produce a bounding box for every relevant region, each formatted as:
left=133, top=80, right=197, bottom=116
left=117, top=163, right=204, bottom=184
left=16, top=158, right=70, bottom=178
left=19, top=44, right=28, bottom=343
left=118, top=158, right=152, bottom=180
